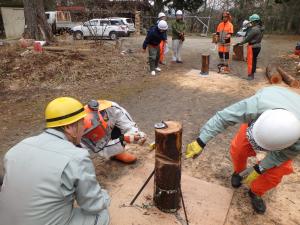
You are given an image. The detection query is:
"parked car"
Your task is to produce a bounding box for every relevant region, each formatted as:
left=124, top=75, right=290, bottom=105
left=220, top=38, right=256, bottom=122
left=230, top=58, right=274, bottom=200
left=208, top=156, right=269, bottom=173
left=106, top=17, right=136, bottom=35
left=71, top=18, right=128, bottom=40
left=45, top=11, right=80, bottom=34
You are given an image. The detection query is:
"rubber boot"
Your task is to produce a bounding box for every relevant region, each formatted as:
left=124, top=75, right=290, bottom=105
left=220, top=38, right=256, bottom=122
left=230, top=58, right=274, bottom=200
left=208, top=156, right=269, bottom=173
left=113, top=152, right=137, bottom=164
left=248, top=190, right=266, bottom=214
left=247, top=74, right=254, bottom=80
left=231, top=172, right=242, bottom=188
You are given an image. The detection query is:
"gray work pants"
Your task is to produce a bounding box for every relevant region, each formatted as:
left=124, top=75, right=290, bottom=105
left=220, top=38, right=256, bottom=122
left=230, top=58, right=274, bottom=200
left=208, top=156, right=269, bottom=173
left=172, top=39, right=183, bottom=61
left=148, top=46, right=160, bottom=71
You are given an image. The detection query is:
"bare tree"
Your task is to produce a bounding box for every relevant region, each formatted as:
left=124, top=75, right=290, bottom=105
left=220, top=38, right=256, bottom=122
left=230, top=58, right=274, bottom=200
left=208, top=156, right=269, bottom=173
left=23, top=0, right=53, bottom=41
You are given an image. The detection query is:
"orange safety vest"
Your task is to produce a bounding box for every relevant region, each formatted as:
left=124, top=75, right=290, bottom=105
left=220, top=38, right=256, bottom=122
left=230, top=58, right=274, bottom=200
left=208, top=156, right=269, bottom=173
left=83, top=105, right=108, bottom=143
left=217, top=21, right=234, bottom=53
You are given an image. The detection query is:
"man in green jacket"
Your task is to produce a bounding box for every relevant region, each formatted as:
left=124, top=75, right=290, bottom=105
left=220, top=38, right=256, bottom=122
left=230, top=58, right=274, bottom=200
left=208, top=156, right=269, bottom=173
left=171, top=10, right=186, bottom=63
left=186, top=86, right=300, bottom=214
left=236, top=14, right=264, bottom=80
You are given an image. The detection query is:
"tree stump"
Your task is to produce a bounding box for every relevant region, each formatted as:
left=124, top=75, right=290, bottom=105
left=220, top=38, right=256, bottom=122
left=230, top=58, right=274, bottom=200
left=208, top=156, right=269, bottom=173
left=154, top=121, right=182, bottom=213
left=277, top=66, right=300, bottom=88
left=266, top=64, right=282, bottom=84
left=201, top=54, right=210, bottom=75
left=232, top=45, right=244, bottom=61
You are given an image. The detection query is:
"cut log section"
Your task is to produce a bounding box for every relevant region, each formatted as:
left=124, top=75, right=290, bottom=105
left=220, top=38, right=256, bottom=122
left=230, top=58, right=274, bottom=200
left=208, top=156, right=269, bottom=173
left=201, top=54, right=210, bottom=75
left=232, top=45, right=244, bottom=61
left=277, top=66, right=300, bottom=88
left=154, top=121, right=182, bottom=213
left=265, top=64, right=282, bottom=84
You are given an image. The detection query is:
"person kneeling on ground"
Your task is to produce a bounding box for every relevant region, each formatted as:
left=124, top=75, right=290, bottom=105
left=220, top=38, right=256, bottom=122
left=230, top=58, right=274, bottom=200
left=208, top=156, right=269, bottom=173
left=186, top=86, right=300, bottom=214
left=143, top=20, right=168, bottom=76
left=0, top=97, right=110, bottom=225
left=82, top=100, right=146, bottom=164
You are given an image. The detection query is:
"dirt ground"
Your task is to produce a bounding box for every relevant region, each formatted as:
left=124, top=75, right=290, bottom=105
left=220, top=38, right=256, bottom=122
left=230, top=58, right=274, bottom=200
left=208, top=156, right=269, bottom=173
left=1, top=34, right=300, bottom=225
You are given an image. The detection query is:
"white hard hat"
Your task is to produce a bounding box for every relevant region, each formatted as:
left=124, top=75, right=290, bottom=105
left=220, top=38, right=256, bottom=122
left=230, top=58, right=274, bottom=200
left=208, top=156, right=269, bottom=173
left=252, top=109, right=300, bottom=151
left=176, top=10, right=183, bottom=16
left=242, top=20, right=250, bottom=27
left=158, top=12, right=166, bottom=19
left=158, top=20, right=168, bottom=30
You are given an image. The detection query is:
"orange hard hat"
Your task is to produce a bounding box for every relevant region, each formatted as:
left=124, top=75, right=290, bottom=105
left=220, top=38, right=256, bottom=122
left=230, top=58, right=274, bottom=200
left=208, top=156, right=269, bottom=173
left=222, top=11, right=232, bottom=20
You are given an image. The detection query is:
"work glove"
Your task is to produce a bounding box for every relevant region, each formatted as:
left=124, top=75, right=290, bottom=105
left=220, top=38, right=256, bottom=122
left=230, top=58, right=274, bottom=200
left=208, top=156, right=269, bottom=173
left=123, top=131, right=147, bottom=145
left=243, top=164, right=264, bottom=186
left=186, top=140, right=203, bottom=159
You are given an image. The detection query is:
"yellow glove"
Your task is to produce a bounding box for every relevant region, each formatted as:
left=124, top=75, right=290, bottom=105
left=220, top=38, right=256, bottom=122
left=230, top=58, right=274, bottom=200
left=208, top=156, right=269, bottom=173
left=243, top=170, right=260, bottom=186
left=186, top=141, right=203, bottom=159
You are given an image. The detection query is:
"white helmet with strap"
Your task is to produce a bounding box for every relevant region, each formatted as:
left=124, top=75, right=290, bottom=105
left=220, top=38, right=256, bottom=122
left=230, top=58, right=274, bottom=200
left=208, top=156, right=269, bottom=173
left=252, top=109, right=300, bottom=151
left=158, top=20, right=168, bottom=30
left=242, top=20, right=250, bottom=27
left=176, top=10, right=183, bottom=16
left=158, top=12, right=166, bottom=19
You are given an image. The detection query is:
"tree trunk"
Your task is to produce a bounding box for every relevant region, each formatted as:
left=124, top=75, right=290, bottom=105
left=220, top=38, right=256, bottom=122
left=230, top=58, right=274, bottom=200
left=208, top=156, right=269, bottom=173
left=201, top=54, right=210, bottom=75
left=265, top=64, right=282, bottom=84
left=277, top=66, right=300, bottom=88
left=154, top=121, right=182, bottom=213
left=23, top=0, right=53, bottom=42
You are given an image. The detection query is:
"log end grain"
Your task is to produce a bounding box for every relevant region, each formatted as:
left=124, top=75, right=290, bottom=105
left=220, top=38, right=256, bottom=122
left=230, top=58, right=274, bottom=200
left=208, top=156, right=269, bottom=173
left=155, top=121, right=182, bottom=135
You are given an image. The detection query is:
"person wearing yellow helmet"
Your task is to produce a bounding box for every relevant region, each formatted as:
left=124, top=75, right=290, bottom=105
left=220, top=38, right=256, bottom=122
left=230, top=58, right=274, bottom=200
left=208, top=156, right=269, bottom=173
left=0, top=97, right=110, bottom=225
left=82, top=99, right=147, bottom=164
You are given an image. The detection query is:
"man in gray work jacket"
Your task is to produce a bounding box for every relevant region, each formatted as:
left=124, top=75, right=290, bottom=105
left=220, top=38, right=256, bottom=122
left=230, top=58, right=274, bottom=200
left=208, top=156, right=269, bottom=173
left=186, top=86, right=300, bottom=214
left=0, top=97, right=110, bottom=225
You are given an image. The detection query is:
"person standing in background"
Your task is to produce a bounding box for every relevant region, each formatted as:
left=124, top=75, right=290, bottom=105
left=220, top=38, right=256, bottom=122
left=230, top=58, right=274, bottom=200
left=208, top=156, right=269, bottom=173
left=157, top=12, right=168, bottom=65
left=171, top=10, right=186, bottom=63
left=216, top=12, right=234, bottom=73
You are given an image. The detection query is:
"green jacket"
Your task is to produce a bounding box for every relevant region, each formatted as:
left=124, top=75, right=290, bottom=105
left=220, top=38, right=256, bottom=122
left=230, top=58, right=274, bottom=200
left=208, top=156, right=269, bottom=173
left=199, top=86, right=300, bottom=170
left=240, top=24, right=264, bottom=48
left=172, top=20, right=186, bottom=40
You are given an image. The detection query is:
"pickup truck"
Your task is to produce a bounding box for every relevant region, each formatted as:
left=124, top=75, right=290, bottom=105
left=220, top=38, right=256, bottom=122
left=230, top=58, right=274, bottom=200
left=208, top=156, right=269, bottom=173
left=45, top=11, right=79, bottom=34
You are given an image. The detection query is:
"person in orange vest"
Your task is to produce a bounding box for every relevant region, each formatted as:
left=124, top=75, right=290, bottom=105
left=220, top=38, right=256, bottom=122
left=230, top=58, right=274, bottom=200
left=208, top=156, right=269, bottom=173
left=157, top=12, right=168, bottom=65
left=216, top=12, right=234, bottom=73
left=82, top=100, right=147, bottom=164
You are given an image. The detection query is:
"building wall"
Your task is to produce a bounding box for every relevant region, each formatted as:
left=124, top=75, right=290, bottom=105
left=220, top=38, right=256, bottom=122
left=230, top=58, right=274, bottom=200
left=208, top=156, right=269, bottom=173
left=1, top=7, right=24, bottom=38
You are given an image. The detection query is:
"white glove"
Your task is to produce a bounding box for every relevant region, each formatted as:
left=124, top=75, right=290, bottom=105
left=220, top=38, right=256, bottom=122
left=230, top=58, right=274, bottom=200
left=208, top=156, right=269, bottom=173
left=123, top=131, right=147, bottom=145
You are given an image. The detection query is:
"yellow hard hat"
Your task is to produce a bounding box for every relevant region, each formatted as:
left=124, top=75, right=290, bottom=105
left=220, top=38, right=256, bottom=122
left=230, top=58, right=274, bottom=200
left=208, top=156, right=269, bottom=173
left=45, top=97, right=87, bottom=128
left=98, top=100, right=113, bottom=111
